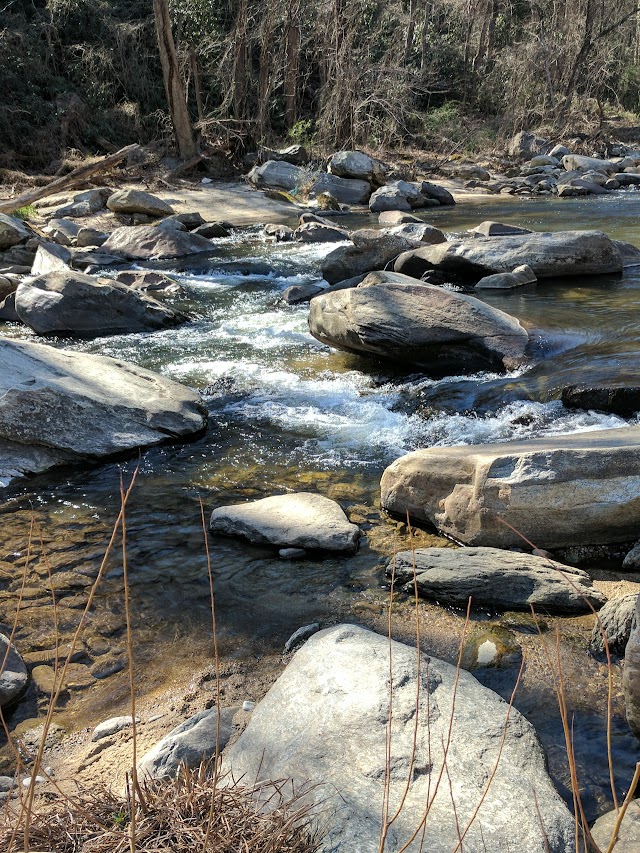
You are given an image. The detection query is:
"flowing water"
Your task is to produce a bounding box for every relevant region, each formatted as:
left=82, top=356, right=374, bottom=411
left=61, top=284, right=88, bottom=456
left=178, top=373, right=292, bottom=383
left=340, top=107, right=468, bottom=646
left=2, top=193, right=640, bottom=819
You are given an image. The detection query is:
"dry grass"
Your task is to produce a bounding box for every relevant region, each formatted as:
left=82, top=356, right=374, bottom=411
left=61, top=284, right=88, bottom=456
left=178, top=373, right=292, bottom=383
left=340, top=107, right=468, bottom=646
left=1, top=765, right=319, bottom=853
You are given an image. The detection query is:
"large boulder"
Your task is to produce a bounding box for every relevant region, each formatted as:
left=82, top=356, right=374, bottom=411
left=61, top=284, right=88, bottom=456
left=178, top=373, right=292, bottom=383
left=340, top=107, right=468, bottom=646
left=589, top=594, right=637, bottom=657
left=15, top=270, right=186, bottom=335
left=248, top=160, right=304, bottom=192
left=394, top=231, right=623, bottom=280
left=0, top=338, right=207, bottom=486
left=138, top=707, right=236, bottom=780
left=106, top=189, right=174, bottom=217
left=507, top=131, right=549, bottom=159
left=387, top=547, right=606, bottom=613
left=31, top=242, right=72, bottom=275
left=624, top=594, right=640, bottom=738
left=308, top=173, right=372, bottom=205
left=369, top=181, right=424, bottom=213
left=381, top=425, right=640, bottom=549
left=223, top=624, right=575, bottom=853
left=308, top=270, right=529, bottom=373
left=0, top=214, right=31, bottom=250
left=209, top=492, right=360, bottom=553
left=321, top=231, right=415, bottom=284
left=101, top=225, right=215, bottom=260
left=0, top=634, right=28, bottom=707
left=420, top=181, right=455, bottom=205
left=328, top=150, right=384, bottom=183
left=561, top=154, right=616, bottom=173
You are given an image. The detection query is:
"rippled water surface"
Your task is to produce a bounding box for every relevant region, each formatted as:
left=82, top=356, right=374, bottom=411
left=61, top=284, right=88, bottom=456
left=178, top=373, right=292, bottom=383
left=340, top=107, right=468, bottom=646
left=2, top=194, right=640, bottom=817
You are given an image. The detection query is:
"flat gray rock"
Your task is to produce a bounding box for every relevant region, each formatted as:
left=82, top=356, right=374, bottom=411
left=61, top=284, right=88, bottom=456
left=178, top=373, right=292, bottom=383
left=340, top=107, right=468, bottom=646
left=138, top=707, right=236, bottom=779
left=381, top=426, right=640, bottom=549
left=309, top=270, right=529, bottom=373
left=209, top=492, right=360, bottom=553
left=101, top=225, right=215, bottom=260
left=15, top=270, right=186, bottom=335
left=589, top=594, right=637, bottom=656
left=223, top=624, right=575, bottom=853
left=387, top=547, right=606, bottom=613
left=0, top=338, right=207, bottom=487
left=394, top=230, right=622, bottom=280
left=106, top=189, right=174, bottom=217
left=92, top=715, right=138, bottom=741
left=0, top=633, right=28, bottom=707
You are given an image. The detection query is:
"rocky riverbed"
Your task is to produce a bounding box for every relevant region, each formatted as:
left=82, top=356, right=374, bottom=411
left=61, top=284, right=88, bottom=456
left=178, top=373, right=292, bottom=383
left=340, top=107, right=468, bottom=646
left=1, top=164, right=640, bottom=850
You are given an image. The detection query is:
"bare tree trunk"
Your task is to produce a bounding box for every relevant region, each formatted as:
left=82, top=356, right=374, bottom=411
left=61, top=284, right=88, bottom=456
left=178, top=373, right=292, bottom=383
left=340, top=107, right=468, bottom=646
left=404, top=0, right=417, bottom=65
left=189, top=46, right=205, bottom=124
left=153, top=0, right=196, bottom=160
left=420, top=1, right=431, bottom=71
left=284, top=2, right=301, bottom=128
left=258, top=3, right=277, bottom=135
left=232, top=0, right=249, bottom=121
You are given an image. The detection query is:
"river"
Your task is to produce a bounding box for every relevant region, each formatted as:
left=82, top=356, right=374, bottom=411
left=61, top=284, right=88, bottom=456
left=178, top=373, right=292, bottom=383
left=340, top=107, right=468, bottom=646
left=1, top=193, right=640, bottom=820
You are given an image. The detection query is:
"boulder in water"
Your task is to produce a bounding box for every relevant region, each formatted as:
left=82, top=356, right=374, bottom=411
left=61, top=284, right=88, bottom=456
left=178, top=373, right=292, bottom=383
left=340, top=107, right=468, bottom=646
left=15, top=270, right=186, bottom=335
left=209, top=492, right=360, bottom=553
left=381, top=425, right=640, bottom=549
left=394, top=230, right=623, bottom=280
left=101, top=225, right=215, bottom=260
left=309, top=270, right=529, bottom=373
left=0, top=337, right=207, bottom=486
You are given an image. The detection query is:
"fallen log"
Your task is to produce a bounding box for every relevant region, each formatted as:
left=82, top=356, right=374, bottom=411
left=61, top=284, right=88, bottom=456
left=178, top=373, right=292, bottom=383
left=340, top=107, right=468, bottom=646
left=0, top=144, right=139, bottom=214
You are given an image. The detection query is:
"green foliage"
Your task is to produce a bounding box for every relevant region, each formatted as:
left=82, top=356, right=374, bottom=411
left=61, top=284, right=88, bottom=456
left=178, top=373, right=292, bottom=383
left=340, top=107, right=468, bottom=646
left=13, top=205, right=37, bottom=221
left=287, top=120, right=317, bottom=146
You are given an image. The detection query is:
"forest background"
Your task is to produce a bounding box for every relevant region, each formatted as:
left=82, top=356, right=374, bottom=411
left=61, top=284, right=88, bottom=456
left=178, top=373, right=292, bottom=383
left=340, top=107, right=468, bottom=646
left=3, top=0, right=640, bottom=172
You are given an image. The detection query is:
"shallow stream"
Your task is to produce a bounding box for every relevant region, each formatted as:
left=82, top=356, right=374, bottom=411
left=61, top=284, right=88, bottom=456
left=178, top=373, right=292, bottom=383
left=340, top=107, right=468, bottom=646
left=2, top=193, right=640, bottom=820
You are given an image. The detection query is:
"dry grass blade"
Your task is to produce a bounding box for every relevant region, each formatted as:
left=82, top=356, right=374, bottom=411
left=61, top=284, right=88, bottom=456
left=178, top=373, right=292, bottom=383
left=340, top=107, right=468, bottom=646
left=1, top=767, right=319, bottom=853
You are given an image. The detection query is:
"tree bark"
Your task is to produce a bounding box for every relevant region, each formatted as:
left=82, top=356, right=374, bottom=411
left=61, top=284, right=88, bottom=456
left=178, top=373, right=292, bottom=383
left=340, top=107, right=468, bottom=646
left=0, top=145, right=139, bottom=214
left=153, top=0, right=196, bottom=160
left=284, top=3, right=301, bottom=128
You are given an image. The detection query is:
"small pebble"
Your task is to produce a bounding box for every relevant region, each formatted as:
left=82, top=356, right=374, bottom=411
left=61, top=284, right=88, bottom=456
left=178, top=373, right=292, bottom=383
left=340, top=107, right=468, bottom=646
left=242, top=701, right=256, bottom=712
left=22, top=775, right=46, bottom=788
left=279, top=547, right=307, bottom=560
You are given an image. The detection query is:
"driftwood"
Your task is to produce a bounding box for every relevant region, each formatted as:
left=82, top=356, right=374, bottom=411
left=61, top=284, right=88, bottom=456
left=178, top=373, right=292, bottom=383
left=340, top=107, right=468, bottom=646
left=168, top=153, right=205, bottom=182
left=0, top=144, right=139, bottom=214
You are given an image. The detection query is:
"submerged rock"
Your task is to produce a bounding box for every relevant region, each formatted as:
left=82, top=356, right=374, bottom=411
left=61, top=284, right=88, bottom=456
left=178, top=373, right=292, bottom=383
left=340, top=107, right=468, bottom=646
left=387, top=547, right=606, bottom=613
left=0, top=338, right=207, bottom=486
left=381, top=425, right=640, bottom=549
left=308, top=270, right=529, bottom=373
left=209, top=492, right=360, bottom=553
left=223, top=624, right=575, bottom=853
left=394, top=230, right=622, bottom=280
left=15, top=270, right=186, bottom=335
left=475, top=264, right=537, bottom=289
